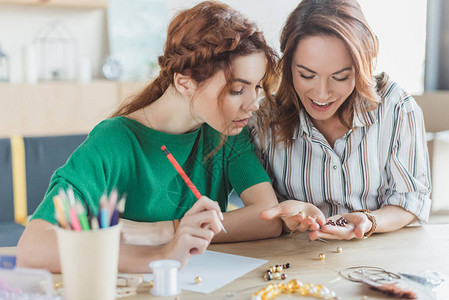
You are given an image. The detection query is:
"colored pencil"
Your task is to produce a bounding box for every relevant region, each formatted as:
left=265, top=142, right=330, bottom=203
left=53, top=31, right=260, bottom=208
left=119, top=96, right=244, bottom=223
left=76, top=202, right=90, bottom=231
left=53, top=195, right=67, bottom=229
left=111, top=195, right=126, bottom=226
left=99, top=194, right=109, bottom=228
left=161, top=145, right=227, bottom=233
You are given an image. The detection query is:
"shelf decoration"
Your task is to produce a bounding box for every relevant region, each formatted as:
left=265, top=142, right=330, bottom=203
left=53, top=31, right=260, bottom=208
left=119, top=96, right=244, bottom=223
left=33, top=20, right=77, bottom=81
left=0, top=43, right=10, bottom=82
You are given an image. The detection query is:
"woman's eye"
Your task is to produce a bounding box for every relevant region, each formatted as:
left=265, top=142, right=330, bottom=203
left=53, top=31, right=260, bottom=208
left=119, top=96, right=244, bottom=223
left=333, top=76, right=349, bottom=82
left=256, top=84, right=262, bottom=90
left=299, top=73, right=314, bottom=79
left=230, top=88, right=244, bottom=95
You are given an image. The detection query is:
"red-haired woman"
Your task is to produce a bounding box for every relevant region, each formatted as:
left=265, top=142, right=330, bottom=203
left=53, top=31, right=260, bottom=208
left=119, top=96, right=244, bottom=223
left=253, top=0, right=430, bottom=241
left=17, top=1, right=281, bottom=273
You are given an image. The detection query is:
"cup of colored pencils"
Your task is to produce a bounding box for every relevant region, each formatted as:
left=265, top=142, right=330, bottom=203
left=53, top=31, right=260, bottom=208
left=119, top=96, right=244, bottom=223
left=54, top=187, right=125, bottom=300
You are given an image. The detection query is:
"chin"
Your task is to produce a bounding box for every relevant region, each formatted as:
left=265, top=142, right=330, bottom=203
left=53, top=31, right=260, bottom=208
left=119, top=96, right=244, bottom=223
left=225, top=127, right=243, bottom=136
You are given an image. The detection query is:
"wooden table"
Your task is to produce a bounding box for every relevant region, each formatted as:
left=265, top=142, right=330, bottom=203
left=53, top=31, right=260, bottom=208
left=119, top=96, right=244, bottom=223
left=2, top=224, right=448, bottom=299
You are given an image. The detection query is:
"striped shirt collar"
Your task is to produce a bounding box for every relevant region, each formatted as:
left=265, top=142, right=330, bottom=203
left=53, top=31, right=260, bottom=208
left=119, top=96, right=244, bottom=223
left=294, top=103, right=379, bottom=139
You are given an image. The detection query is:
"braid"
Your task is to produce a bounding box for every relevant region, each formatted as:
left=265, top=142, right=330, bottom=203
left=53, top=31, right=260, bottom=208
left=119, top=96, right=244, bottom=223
left=111, top=1, right=278, bottom=125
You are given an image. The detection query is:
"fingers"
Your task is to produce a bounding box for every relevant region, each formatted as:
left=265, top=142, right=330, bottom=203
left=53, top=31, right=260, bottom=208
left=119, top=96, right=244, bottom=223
left=181, top=210, right=222, bottom=235
left=294, top=216, right=320, bottom=232
left=176, top=228, right=212, bottom=255
left=353, top=224, right=366, bottom=239
left=185, top=196, right=223, bottom=220
left=282, top=211, right=304, bottom=230
left=177, top=226, right=215, bottom=244
left=310, top=223, right=356, bottom=240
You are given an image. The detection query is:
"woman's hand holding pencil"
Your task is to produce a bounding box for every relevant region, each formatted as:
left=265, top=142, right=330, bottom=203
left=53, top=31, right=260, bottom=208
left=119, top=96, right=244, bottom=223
left=161, top=145, right=227, bottom=233
left=159, top=197, right=223, bottom=269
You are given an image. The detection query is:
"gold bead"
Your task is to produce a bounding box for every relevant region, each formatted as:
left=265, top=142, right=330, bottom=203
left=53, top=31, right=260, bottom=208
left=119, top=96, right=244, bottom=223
left=149, top=280, right=154, bottom=288
left=276, top=266, right=283, bottom=272
left=318, top=253, right=325, bottom=260
left=336, top=246, right=343, bottom=253
left=194, top=276, right=202, bottom=284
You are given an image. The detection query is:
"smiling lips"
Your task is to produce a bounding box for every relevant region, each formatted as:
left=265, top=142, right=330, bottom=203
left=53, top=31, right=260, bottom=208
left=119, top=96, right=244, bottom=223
left=309, top=98, right=335, bottom=111
left=233, top=117, right=250, bottom=128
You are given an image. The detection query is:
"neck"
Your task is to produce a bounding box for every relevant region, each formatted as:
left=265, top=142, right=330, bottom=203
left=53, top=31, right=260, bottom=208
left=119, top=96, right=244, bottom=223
left=312, top=115, right=350, bottom=148
left=141, top=86, right=202, bottom=134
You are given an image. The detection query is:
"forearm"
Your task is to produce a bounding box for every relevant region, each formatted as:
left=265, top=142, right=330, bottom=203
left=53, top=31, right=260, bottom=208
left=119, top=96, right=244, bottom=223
left=16, top=220, right=61, bottom=272
left=212, top=204, right=282, bottom=243
left=212, top=182, right=282, bottom=243
left=120, top=219, right=174, bottom=245
left=371, top=205, right=418, bottom=233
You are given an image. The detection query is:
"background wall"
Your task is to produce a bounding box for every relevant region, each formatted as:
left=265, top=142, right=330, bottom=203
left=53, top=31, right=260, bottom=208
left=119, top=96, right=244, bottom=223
left=0, top=0, right=427, bottom=94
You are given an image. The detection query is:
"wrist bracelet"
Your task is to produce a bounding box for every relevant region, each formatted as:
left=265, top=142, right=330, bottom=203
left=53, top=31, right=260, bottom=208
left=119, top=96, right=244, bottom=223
left=173, top=219, right=180, bottom=233
left=353, top=209, right=377, bottom=238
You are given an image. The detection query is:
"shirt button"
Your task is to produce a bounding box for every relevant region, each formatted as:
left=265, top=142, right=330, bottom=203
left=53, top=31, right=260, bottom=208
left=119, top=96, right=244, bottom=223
left=333, top=165, right=337, bottom=170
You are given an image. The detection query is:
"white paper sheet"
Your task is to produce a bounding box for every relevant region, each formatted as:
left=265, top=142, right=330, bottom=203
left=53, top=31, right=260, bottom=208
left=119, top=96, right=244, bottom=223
left=143, top=250, right=267, bottom=294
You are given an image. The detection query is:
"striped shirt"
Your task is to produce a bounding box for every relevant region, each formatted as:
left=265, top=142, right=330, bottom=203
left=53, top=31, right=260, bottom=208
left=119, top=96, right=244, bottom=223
left=252, top=80, right=431, bottom=223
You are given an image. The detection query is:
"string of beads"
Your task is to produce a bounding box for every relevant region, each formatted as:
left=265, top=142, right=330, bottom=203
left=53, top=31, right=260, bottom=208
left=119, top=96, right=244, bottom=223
left=251, top=280, right=339, bottom=300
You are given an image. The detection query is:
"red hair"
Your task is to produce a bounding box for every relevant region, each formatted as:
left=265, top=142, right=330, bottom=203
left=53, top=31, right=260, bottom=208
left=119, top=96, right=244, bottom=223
left=112, top=1, right=278, bottom=119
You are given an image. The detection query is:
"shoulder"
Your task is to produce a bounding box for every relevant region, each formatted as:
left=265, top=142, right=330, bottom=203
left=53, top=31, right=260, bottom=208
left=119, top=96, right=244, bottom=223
left=82, top=117, right=141, bottom=153
left=89, top=117, right=144, bottom=142
left=377, top=77, right=421, bottom=116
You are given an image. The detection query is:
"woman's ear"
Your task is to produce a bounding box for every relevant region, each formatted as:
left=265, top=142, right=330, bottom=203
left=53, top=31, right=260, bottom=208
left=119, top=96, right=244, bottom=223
left=173, top=73, right=197, bottom=98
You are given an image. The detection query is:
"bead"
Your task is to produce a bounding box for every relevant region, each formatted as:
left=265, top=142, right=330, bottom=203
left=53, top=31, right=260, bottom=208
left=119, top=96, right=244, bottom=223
left=253, top=279, right=337, bottom=300
left=273, top=272, right=281, bottom=279
left=318, top=253, right=325, bottom=260
left=285, top=263, right=291, bottom=269
left=336, top=246, right=343, bottom=253
left=194, top=276, right=202, bottom=284
left=281, top=273, right=287, bottom=280
left=276, top=266, right=283, bottom=272
left=149, top=280, right=154, bottom=288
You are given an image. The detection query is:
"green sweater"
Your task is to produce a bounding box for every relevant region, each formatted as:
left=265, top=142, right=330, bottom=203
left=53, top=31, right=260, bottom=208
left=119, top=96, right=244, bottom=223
left=31, top=117, right=270, bottom=224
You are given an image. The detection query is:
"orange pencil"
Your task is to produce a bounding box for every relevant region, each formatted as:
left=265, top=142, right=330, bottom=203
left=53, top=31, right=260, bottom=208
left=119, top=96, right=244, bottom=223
left=161, top=145, right=227, bottom=233
left=53, top=195, right=67, bottom=228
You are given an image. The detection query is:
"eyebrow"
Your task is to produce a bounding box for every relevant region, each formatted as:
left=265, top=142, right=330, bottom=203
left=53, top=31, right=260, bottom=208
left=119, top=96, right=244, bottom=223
left=234, top=78, right=252, bottom=85
left=296, top=64, right=352, bottom=75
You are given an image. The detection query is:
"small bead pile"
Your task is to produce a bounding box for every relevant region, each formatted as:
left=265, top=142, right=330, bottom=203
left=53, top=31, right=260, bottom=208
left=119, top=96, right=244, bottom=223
left=251, top=280, right=338, bottom=300
left=326, top=217, right=347, bottom=227
left=263, top=263, right=290, bottom=281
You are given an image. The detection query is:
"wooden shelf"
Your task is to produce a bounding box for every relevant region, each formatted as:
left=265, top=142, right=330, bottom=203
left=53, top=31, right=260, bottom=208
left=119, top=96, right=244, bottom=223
left=0, top=0, right=108, bottom=9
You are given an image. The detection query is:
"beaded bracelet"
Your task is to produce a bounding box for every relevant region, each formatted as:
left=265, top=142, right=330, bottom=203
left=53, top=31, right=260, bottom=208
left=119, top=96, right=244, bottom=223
left=353, top=209, right=377, bottom=238
left=251, top=280, right=338, bottom=300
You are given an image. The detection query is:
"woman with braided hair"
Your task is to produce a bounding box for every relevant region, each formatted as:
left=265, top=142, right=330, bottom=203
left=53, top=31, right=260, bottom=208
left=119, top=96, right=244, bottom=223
left=17, top=1, right=281, bottom=273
